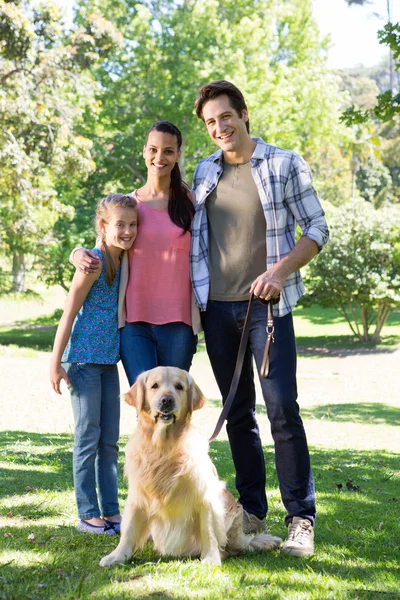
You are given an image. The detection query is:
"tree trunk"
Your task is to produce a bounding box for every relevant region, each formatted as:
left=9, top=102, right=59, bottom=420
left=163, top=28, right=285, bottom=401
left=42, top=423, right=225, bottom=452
left=360, top=307, right=370, bottom=341
left=371, top=304, right=391, bottom=342
left=12, top=252, right=26, bottom=292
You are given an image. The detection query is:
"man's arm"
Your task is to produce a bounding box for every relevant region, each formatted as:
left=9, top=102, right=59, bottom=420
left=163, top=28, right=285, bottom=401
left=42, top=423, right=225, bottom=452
left=251, top=153, right=328, bottom=301
left=250, top=236, right=318, bottom=300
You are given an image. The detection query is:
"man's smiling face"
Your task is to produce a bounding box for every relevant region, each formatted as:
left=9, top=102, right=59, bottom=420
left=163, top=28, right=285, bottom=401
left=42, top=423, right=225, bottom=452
left=202, top=94, right=249, bottom=155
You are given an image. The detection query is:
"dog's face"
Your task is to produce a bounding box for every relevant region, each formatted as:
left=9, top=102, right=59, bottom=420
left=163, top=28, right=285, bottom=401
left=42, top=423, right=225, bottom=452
left=125, top=367, right=206, bottom=427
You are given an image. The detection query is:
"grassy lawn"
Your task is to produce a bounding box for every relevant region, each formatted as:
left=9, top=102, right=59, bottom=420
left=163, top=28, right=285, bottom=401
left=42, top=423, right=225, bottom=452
left=293, top=305, right=400, bottom=352
left=1, top=287, right=399, bottom=354
left=0, top=431, right=399, bottom=600
left=1, top=288, right=399, bottom=598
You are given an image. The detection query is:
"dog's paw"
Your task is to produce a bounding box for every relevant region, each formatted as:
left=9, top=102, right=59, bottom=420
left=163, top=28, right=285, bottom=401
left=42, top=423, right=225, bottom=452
left=99, top=551, right=130, bottom=567
left=201, top=552, right=222, bottom=566
left=249, top=533, right=282, bottom=552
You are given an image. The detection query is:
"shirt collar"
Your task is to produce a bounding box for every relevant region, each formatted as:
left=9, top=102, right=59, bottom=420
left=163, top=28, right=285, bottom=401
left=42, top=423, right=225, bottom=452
left=209, top=137, right=267, bottom=165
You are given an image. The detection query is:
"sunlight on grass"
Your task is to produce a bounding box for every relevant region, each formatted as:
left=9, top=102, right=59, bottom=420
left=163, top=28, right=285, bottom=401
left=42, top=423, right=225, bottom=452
left=293, top=305, right=400, bottom=349
left=0, top=434, right=398, bottom=600
left=0, top=285, right=66, bottom=324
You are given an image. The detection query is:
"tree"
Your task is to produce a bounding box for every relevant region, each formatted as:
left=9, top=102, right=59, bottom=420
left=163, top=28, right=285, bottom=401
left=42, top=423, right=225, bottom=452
left=73, top=0, right=349, bottom=200
left=356, top=155, right=393, bottom=206
left=341, top=0, right=400, bottom=124
left=0, top=0, right=122, bottom=291
left=303, top=200, right=400, bottom=342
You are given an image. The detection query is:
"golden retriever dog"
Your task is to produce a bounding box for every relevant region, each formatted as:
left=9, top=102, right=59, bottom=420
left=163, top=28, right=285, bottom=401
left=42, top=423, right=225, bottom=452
left=100, top=367, right=281, bottom=567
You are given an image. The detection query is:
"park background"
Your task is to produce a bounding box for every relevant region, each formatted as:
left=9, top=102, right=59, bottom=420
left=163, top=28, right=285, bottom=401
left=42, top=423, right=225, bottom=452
left=0, top=0, right=399, bottom=599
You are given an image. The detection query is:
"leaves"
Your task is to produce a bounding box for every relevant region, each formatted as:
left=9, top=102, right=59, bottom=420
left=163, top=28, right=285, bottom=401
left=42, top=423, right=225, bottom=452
left=303, top=199, right=400, bottom=341
left=341, top=22, right=400, bottom=124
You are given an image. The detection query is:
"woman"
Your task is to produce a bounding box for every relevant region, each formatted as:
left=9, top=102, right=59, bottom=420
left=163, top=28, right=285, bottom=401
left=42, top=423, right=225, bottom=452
left=71, top=121, right=199, bottom=385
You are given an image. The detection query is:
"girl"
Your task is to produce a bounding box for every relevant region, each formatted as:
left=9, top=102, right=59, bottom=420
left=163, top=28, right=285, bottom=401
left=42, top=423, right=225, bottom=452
left=50, top=194, right=138, bottom=534
left=71, top=121, right=200, bottom=386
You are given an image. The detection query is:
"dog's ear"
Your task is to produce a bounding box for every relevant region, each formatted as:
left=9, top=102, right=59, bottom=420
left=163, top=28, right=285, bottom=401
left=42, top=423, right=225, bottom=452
left=125, top=372, right=147, bottom=411
left=187, top=374, right=206, bottom=412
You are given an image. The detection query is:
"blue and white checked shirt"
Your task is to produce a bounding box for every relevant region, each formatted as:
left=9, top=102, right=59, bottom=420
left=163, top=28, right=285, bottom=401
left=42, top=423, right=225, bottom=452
left=190, top=138, right=329, bottom=317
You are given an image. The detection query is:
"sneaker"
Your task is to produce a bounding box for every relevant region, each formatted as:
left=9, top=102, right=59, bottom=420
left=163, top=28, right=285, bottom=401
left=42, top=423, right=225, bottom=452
left=77, top=520, right=117, bottom=535
left=281, top=517, right=314, bottom=557
left=242, top=510, right=267, bottom=534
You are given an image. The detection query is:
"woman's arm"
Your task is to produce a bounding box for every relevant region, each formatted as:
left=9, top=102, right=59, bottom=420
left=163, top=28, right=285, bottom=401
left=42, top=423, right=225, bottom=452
left=50, top=268, right=101, bottom=394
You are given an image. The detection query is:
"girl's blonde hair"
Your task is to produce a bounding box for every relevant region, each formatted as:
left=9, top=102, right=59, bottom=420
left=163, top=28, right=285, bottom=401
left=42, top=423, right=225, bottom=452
left=96, top=194, right=137, bottom=285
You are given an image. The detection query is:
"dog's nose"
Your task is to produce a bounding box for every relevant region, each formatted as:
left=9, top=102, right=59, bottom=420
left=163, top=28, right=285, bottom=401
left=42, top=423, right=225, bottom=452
left=159, top=395, right=175, bottom=411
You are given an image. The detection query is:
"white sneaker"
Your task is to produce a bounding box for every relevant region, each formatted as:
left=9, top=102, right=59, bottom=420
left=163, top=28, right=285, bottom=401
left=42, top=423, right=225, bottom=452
left=281, top=517, right=314, bottom=557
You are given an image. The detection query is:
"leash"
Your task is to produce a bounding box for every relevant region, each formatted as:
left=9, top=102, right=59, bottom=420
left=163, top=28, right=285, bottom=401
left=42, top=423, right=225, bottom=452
left=209, top=294, right=275, bottom=443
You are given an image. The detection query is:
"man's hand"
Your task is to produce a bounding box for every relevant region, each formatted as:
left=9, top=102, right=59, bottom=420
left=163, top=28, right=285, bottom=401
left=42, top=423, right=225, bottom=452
left=250, top=237, right=320, bottom=301
left=250, top=269, right=285, bottom=301
left=72, top=248, right=101, bottom=274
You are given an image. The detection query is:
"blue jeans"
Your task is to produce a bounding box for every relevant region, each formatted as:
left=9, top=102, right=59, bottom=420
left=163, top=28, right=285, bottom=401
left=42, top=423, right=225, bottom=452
left=64, top=363, right=120, bottom=520
left=120, top=321, right=197, bottom=386
left=202, top=300, right=316, bottom=527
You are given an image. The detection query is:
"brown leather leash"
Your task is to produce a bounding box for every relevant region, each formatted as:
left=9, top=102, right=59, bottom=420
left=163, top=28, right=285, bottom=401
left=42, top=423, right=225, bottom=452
left=209, top=293, right=276, bottom=443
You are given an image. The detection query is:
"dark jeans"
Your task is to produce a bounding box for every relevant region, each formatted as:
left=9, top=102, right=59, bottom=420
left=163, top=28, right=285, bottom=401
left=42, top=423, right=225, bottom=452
left=120, top=321, right=197, bottom=386
left=202, top=299, right=316, bottom=526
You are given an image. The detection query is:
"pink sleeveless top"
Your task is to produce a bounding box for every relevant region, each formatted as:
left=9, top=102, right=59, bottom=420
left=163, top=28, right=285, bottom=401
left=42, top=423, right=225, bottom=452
left=125, top=199, right=192, bottom=326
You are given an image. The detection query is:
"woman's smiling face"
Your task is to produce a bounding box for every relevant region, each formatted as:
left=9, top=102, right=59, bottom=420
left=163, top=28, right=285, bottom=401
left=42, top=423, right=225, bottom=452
left=143, top=131, right=181, bottom=177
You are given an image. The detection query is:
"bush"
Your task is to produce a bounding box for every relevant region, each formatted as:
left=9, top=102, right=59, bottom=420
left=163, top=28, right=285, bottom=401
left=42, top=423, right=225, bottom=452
left=303, top=200, right=400, bottom=342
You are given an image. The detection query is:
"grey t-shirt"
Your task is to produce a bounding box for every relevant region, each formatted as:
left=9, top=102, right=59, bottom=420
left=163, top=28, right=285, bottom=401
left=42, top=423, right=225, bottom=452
left=207, top=161, right=267, bottom=301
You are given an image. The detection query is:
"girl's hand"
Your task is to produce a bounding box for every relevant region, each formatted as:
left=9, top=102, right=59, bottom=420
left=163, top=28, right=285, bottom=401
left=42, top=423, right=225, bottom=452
left=50, top=364, right=71, bottom=395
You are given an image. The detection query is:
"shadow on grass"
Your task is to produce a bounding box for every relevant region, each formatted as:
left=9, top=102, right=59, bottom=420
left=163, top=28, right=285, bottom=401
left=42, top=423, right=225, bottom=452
left=0, top=431, right=399, bottom=599
left=0, top=325, right=56, bottom=352
left=294, top=304, right=400, bottom=327
left=301, top=402, right=400, bottom=426
left=296, top=336, right=400, bottom=355
left=205, top=399, right=400, bottom=428
left=1, top=305, right=400, bottom=356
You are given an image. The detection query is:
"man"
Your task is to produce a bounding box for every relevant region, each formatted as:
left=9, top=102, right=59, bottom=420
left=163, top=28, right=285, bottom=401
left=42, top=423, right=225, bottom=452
left=191, top=80, right=329, bottom=557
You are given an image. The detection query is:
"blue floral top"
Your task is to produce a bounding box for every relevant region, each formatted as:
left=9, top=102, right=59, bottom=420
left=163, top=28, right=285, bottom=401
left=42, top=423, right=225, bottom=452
left=62, top=248, right=121, bottom=364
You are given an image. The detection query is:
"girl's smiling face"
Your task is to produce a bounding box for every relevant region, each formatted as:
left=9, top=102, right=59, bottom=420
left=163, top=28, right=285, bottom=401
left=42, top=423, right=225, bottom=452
left=143, top=131, right=181, bottom=177
left=101, top=206, right=138, bottom=252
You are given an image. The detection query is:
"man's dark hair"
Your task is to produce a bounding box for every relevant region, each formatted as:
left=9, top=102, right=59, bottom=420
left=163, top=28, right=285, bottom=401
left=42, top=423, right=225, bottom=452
left=194, top=80, right=250, bottom=133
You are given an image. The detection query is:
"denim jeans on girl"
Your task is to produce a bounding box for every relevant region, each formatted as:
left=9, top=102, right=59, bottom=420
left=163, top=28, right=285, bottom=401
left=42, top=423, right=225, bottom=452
left=201, top=299, right=316, bottom=527
left=64, top=363, right=120, bottom=520
left=120, top=321, right=197, bottom=386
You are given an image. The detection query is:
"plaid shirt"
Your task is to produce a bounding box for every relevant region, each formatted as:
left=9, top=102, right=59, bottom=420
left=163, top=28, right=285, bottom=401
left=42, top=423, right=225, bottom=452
left=190, top=138, right=329, bottom=317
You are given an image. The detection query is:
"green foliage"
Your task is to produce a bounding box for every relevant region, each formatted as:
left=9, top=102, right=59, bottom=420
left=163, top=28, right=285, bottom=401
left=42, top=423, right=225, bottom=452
left=76, top=0, right=348, bottom=183
left=303, top=200, right=400, bottom=342
left=0, top=0, right=370, bottom=290
left=356, top=155, right=393, bottom=206
left=0, top=0, right=121, bottom=291
left=382, top=134, right=400, bottom=202
left=378, top=22, right=400, bottom=62
left=341, top=22, right=400, bottom=125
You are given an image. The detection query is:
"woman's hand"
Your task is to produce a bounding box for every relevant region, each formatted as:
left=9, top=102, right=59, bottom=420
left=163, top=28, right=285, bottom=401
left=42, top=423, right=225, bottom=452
left=72, top=249, right=101, bottom=274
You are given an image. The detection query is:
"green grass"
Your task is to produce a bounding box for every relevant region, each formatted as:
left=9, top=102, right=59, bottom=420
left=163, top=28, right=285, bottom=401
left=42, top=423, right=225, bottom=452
left=0, top=310, right=62, bottom=352
left=1, top=294, right=399, bottom=355
left=293, top=305, right=400, bottom=352
left=0, top=431, right=399, bottom=600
